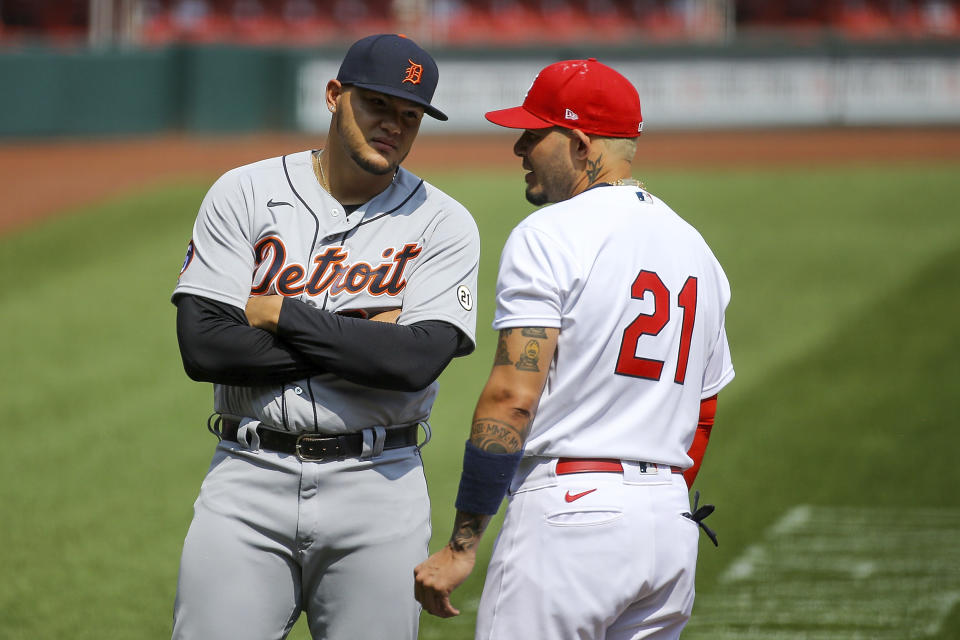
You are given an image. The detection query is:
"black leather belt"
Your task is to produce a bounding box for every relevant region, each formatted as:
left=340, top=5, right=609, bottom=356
left=218, top=417, right=419, bottom=461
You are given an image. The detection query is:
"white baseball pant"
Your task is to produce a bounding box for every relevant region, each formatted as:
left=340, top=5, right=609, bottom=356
left=475, top=458, right=699, bottom=640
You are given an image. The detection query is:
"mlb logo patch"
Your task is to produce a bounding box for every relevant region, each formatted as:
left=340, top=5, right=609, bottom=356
left=179, top=240, right=195, bottom=277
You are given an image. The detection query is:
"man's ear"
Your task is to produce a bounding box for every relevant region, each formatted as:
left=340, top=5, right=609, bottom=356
left=325, top=79, right=343, bottom=114
left=570, top=129, right=593, bottom=161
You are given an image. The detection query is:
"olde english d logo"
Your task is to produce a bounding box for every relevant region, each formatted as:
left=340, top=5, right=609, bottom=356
left=250, top=237, right=422, bottom=297
left=403, top=59, right=423, bottom=85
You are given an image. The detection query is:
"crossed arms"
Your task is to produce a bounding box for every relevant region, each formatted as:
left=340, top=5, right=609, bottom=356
left=175, top=293, right=467, bottom=391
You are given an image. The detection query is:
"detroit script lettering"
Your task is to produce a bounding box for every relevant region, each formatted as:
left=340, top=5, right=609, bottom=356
left=250, top=236, right=422, bottom=298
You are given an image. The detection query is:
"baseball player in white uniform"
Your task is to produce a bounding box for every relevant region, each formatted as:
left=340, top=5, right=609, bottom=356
left=170, top=35, right=479, bottom=640
left=414, top=59, right=734, bottom=639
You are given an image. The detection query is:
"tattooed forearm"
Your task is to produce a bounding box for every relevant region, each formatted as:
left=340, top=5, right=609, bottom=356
left=515, top=339, right=541, bottom=372
left=471, top=418, right=527, bottom=453
left=493, top=330, right=513, bottom=366
left=449, top=510, right=491, bottom=552
left=586, top=154, right=604, bottom=183
left=521, top=327, right=548, bottom=338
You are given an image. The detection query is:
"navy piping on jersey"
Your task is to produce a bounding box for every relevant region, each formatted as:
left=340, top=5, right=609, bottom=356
left=282, top=153, right=323, bottom=270
left=586, top=182, right=615, bottom=192
left=306, top=377, right=319, bottom=433
left=355, top=179, right=424, bottom=228
left=283, top=153, right=322, bottom=431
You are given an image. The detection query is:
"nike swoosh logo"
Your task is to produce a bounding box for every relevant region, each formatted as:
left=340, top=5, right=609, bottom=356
left=267, top=199, right=292, bottom=208
left=564, top=488, right=597, bottom=503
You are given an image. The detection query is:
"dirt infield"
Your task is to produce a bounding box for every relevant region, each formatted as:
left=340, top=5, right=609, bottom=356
left=2, top=127, right=959, bottom=234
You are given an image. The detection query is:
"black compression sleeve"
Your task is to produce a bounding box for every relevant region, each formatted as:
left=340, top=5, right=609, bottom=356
left=176, top=294, right=468, bottom=391
left=276, top=297, right=465, bottom=392
left=175, top=294, right=321, bottom=385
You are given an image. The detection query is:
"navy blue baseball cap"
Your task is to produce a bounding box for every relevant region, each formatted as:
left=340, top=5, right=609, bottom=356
left=337, top=34, right=448, bottom=121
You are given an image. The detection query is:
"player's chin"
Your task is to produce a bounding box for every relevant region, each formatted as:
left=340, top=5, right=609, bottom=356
left=525, top=184, right=549, bottom=206
left=353, top=149, right=399, bottom=176
left=372, top=138, right=412, bottom=163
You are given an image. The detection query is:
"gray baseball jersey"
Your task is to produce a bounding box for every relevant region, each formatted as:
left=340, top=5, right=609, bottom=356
left=174, top=149, right=480, bottom=433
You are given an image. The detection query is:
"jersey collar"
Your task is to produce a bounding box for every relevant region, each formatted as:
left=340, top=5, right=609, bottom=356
left=284, top=150, right=425, bottom=238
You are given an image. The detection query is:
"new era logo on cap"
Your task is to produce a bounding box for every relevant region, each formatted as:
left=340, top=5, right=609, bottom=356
left=485, top=58, right=642, bottom=137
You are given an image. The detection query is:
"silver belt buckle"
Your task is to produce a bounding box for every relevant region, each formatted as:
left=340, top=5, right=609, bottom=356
left=295, top=433, right=341, bottom=462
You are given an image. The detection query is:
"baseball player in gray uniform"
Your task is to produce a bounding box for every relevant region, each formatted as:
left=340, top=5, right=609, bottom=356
left=170, top=34, right=479, bottom=640
left=414, top=59, right=733, bottom=639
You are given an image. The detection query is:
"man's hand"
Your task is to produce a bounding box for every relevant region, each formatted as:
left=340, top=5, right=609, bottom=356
left=246, top=295, right=283, bottom=332
left=247, top=297, right=400, bottom=333
left=414, top=544, right=477, bottom=618
left=369, top=308, right=401, bottom=323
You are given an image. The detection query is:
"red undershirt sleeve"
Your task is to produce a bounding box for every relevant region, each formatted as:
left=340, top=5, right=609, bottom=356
left=683, top=394, right=718, bottom=489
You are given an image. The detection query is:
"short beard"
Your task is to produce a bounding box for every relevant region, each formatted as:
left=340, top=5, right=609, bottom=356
left=350, top=148, right=397, bottom=176
left=525, top=187, right=548, bottom=206
left=525, top=171, right=572, bottom=205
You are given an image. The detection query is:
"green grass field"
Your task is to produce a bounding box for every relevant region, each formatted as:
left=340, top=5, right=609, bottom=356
left=1, top=161, right=958, bottom=639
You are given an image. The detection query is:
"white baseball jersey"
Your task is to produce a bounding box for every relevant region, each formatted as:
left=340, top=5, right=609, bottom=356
left=493, top=184, right=734, bottom=466
left=174, top=149, right=480, bottom=433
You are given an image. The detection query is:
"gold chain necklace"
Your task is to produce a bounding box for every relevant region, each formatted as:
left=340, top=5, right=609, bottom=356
left=312, top=150, right=329, bottom=192
left=611, top=178, right=644, bottom=188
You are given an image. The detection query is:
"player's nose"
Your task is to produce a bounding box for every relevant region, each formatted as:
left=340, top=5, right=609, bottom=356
left=380, top=116, right=402, bottom=135
left=513, top=135, right=527, bottom=157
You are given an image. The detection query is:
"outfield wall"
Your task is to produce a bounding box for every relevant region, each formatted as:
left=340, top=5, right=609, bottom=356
left=1, top=40, right=958, bottom=137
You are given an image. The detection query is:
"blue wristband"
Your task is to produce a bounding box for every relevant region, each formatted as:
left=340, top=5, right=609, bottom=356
left=454, top=440, right=523, bottom=515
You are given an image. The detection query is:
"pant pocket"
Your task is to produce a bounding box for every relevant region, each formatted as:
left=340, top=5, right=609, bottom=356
left=545, top=507, right=624, bottom=527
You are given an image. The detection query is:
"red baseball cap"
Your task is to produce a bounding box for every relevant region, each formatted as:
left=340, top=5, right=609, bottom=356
left=485, top=59, right=642, bottom=137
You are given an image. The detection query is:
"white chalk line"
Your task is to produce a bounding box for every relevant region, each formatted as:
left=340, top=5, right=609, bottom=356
left=684, top=506, right=960, bottom=639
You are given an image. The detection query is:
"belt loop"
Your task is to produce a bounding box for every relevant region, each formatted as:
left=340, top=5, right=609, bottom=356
left=236, top=420, right=261, bottom=451
left=416, top=421, right=432, bottom=451
left=361, top=426, right=387, bottom=459
left=207, top=413, right=223, bottom=440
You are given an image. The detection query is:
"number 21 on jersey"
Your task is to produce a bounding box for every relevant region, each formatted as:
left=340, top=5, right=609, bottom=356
left=614, top=270, right=697, bottom=385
